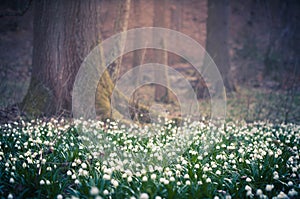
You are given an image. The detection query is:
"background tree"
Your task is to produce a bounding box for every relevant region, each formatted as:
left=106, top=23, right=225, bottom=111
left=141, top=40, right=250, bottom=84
left=203, top=0, right=235, bottom=92
left=110, top=0, right=131, bottom=82
left=153, top=0, right=170, bottom=102
left=22, top=0, right=114, bottom=117
left=170, top=0, right=182, bottom=33
left=132, top=0, right=143, bottom=87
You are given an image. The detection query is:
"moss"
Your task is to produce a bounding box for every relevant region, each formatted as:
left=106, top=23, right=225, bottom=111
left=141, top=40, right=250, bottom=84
left=95, top=70, right=114, bottom=119
left=21, top=77, right=54, bottom=116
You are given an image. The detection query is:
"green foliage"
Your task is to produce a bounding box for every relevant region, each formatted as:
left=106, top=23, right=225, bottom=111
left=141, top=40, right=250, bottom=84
left=196, top=87, right=300, bottom=124
left=0, top=119, right=299, bottom=198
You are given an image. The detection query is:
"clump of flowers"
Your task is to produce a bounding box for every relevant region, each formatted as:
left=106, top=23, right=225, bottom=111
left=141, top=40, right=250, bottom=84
left=0, top=118, right=299, bottom=198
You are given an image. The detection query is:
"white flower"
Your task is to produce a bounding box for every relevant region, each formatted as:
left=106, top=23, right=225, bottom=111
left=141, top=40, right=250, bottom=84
left=27, top=157, right=33, bottom=164
left=186, top=180, right=191, bottom=185
left=40, top=180, right=45, bottom=185
left=103, top=174, right=111, bottom=180
left=164, top=179, right=169, bottom=185
left=74, top=179, right=80, bottom=184
left=203, top=167, right=209, bottom=172
left=273, top=174, right=279, bottom=180
left=176, top=164, right=182, bottom=170
left=142, top=176, right=148, bottom=182
left=125, top=170, right=133, bottom=176
left=206, top=178, right=212, bottom=183
left=67, top=170, right=72, bottom=176
left=7, top=193, right=13, bottom=199
left=122, top=173, right=127, bottom=178
left=288, top=189, right=298, bottom=197
left=159, top=177, right=166, bottom=184
left=103, top=189, right=109, bottom=195
left=246, top=190, right=253, bottom=197
left=141, top=169, right=147, bottom=175
left=140, top=193, right=149, bottom=199
left=75, top=159, right=81, bottom=164
left=256, top=189, right=263, bottom=196
left=151, top=174, right=157, bottom=180
left=155, top=196, right=162, bottom=199
left=214, top=196, right=220, bottom=199
left=9, top=178, right=14, bottom=183
left=225, top=195, right=232, bottom=199
left=82, top=170, right=88, bottom=176
left=127, top=176, right=133, bottom=182
left=277, top=191, right=289, bottom=199
left=57, top=194, right=63, bottom=199
left=111, top=179, right=119, bottom=187
left=81, top=163, right=87, bottom=169
left=46, top=180, right=51, bottom=185
left=292, top=167, right=297, bottom=172
left=273, top=171, right=280, bottom=180
left=90, top=186, right=99, bottom=195
left=104, top=168, right=113, bottom=175
left=245, top=185, right=252, bottom=191
left=246, top=177, right=252, bottom=182
left=265, top=184, right=274, bottom=191
left=288, top=181, right=293, bottom=186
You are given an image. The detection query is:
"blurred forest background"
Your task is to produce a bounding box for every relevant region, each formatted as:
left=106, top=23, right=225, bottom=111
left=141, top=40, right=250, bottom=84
left=0, top=0, right=299, bottom=124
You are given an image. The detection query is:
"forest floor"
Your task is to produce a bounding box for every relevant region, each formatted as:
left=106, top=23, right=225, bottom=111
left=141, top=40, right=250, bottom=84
left=0, top=117, right=299, bottom=198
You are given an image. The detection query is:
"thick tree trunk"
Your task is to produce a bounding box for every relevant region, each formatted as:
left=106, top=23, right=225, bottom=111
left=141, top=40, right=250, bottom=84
left=204, top=0, right=235, bottom=92
left=22, top=0, right=113, bottom=116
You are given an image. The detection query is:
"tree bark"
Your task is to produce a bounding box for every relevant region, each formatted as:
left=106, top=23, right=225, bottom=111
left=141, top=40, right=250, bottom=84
left=22, top=0, right=113, bottom=117
left=153, top=0, right=170, bottom=102
left=203, top=0, right=235, bottom=92
left=132, top=0, right=142, bottom=86
left=110, top=0, right=131, bottom=82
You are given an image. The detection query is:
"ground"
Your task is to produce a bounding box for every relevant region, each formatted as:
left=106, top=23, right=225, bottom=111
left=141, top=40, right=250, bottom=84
left=0, top=118, right=299, bottom=198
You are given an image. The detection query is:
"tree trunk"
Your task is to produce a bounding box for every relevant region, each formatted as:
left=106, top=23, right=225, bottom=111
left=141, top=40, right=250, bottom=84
left=110, top=0, right=131, bottom=82
left=130, top=0, right=146, bottom=110
left=22, top=0, right=113, bottom=117
left=203, top=0, right=235, bottom=92
left=132, top=0, right=143, bottom=86
left=153, top=0, right=170, bottom=102
left=169, top=0, right=183, bottom=66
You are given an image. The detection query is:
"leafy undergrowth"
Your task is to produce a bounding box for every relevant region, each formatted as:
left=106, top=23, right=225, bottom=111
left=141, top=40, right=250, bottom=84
left=0, top=118, right=299, bottom=199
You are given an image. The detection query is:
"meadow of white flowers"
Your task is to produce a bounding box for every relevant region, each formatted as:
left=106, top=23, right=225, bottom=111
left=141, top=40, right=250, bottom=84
left=0, top=118, right=299, bottom=198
